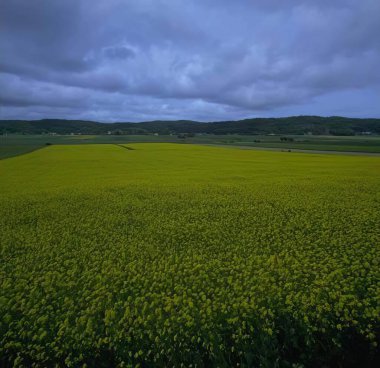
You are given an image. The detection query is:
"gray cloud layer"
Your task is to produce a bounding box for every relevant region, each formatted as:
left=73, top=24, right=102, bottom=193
left=1, top=0, right=379, bottom=121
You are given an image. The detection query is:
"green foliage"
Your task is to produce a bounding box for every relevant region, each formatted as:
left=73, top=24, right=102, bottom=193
left=1, top=115, right=380, bottom=135
left=0, top=144, right=379, bottom=367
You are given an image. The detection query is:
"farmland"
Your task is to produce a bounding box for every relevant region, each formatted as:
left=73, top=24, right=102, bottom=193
left=0, top=143, right=379, bottom=367
left=1, top=133, right=380, bottom=160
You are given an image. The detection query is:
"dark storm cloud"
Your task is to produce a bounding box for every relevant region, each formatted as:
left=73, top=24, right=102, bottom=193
left=0, top=0, right=379, bottom=121
left=103, top=46, right=136, bottom=60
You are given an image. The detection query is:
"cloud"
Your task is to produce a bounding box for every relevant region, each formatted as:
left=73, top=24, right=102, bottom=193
left=103, top=46, right=136, bottom=60
left=0, top=0, right=379, bottom=121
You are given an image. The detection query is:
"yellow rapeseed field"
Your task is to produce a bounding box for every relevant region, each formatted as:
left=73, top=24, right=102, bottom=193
left=1, top=143, right=379, bottom=367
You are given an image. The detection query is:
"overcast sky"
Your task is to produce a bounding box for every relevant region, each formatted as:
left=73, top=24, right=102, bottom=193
left=1, top=0, right=379, bottom=122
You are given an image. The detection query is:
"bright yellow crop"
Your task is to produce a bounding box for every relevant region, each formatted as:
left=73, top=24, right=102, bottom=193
left=1, top=143, right=379, bottom=367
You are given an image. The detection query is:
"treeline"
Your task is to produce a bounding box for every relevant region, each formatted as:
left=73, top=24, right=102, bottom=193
left=1, top=116, right=379, bottom=135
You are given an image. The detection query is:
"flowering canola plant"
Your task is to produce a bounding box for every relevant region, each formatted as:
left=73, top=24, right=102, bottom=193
left=0, top=143, right=379, bottom=367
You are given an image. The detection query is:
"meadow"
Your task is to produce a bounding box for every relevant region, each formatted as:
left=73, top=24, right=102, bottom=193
left=0, top=143, right=379, bottom=367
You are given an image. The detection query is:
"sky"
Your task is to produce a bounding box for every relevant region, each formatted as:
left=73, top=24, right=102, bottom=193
left=0, top=0, right=379, bottom=122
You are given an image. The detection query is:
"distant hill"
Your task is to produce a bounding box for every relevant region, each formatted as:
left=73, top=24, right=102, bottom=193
left=1, top=116, right=379, bottom=135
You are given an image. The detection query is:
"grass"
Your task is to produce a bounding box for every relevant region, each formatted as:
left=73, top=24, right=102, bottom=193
left=196, top=134, right=380, bottom=153
left=1, top=143, right=379, bottom=367
left=0, top=136, right=47, bottom=159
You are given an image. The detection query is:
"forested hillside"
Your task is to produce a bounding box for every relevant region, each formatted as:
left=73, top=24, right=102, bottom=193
left=1, top=116, right=379, bottom=135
